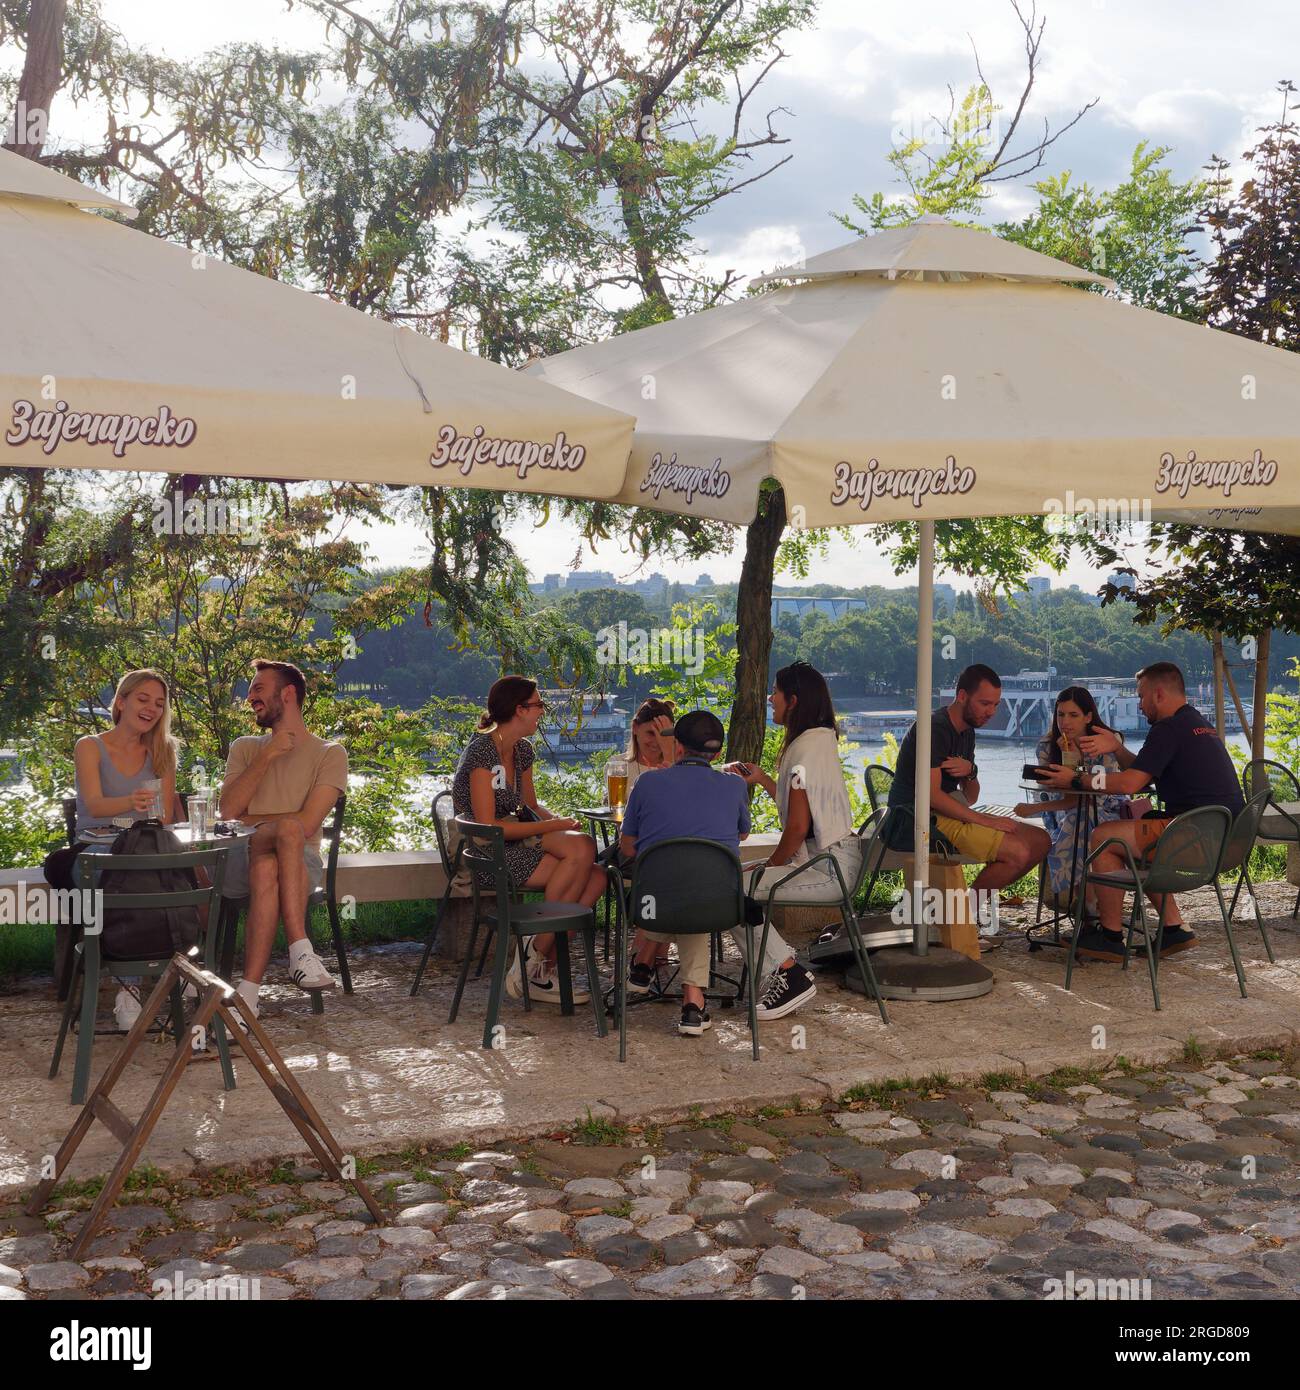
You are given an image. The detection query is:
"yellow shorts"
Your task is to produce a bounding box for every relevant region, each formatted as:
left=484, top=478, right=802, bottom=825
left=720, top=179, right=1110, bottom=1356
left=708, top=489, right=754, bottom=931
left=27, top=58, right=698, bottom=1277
left=935, top=815, right=1005, bottom=863
left=1131, top=818, right=1170, bottom=858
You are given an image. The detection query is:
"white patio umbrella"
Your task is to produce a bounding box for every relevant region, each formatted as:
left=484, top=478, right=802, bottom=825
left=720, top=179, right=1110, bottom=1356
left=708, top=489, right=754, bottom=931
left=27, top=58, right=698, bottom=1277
left=532, top=215, right=1300, bottom=999
left=0, top=148, right=633, bottom=494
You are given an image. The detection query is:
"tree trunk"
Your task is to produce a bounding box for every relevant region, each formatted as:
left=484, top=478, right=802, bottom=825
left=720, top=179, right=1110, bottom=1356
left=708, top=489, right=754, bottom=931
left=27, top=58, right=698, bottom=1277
left=727, top=485, right=786, bottom=764
left=1210, top=634, right=1226, bottom=738
left=3, top=0, right=66, bottom=160
left=1251, top=628, right=1271, bottom=761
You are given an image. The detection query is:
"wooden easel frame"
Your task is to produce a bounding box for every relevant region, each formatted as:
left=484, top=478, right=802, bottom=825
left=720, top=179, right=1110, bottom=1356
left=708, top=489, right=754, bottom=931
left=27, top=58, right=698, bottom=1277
left=26, top=952, right=382, bottom=1261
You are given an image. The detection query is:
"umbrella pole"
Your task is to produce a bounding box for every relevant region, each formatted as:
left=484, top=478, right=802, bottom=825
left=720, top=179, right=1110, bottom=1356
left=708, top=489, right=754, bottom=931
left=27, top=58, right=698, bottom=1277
left=913, top=519, right=934, bottom=956
left=860, top=520, right=994, bottom=1002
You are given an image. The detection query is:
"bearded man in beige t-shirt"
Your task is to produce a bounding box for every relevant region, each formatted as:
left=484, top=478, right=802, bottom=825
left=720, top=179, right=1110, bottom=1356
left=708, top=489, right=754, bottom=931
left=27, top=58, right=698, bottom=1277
left=219, top=660, right=348, bottom=1017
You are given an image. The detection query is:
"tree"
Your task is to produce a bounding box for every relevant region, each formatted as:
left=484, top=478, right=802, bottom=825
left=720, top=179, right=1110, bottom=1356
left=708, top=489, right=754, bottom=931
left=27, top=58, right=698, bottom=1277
left=1094, top=84, right=1300, bottom=757
left=714, top=0, right=1100, bottom=762
left=995, top=141, right=1209, bottom=320
left=0, top=1, right=587, bottom=698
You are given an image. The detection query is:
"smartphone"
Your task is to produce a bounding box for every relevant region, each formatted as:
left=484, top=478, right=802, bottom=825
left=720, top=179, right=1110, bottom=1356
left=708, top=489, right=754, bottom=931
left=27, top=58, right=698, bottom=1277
left=517, top=803, right=543, bottom=822
left=1022, top=764, right=1053, bottom=782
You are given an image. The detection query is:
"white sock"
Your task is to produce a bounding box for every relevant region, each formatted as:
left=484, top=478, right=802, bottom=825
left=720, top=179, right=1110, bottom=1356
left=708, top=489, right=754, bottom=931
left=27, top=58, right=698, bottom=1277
left=288, top=938, right=315, bottom=968
left=235, top=978, right=261, bottom=1017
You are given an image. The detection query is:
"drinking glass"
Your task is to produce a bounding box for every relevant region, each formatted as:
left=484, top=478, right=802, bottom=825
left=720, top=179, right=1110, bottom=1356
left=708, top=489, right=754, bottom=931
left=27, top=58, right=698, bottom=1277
left=188, top=794, right=210, bottom=841
left=141, top=777, right=164, bottom=821
left=606, top=757, right=628, bottom=819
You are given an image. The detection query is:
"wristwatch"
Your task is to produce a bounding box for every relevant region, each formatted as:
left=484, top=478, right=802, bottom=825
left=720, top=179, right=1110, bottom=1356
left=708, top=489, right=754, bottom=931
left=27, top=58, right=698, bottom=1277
left=1071, top=767, right=1087, bottom=791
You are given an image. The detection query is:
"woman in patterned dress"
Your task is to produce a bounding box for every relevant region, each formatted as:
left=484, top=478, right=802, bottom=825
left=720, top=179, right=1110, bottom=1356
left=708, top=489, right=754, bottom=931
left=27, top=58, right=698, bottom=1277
left=451, top=675, right=606, bottom=1004
left=1015, top=685, right=1127, bottom=917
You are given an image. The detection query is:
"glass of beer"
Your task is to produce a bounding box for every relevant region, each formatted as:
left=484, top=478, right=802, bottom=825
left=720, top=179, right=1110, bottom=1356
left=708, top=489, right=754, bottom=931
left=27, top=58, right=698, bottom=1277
left=607, top=756, right=628, bottom=819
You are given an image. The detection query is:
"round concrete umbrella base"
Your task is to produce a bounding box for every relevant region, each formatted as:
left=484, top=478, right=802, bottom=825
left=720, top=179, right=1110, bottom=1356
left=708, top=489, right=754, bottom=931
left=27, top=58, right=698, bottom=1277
left=845, top=947, right=995, bottom=1001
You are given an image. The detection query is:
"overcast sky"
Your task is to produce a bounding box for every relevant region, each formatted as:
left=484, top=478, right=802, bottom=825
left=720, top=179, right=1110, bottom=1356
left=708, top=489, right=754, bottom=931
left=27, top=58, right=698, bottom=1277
left=33, top=1, right=1298, bottom=593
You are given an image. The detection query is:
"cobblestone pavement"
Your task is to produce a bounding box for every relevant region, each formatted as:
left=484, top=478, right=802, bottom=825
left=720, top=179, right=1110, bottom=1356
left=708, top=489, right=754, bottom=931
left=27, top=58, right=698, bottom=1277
left=4, top=1048, right=1299, bottom=1301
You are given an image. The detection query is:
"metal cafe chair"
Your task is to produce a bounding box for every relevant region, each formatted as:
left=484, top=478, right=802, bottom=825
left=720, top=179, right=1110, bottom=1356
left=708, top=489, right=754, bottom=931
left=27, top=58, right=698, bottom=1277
left=1064, top=805, right=1231, bottom=1011
left=1243, top=759, right=1300, bottom=921
left=1214, top=789, right=1277, bottom=991
left=863, top=763, right=895, bottom=814
left=50, top=843, right=230, bottom=1104
left=609, top=837, right=759, bottom=1063
left=411, top=791, right=466, bottom=996
left=748, top=824, right=889, bottom=1025
left=447, top=818, right=605, bottom=1049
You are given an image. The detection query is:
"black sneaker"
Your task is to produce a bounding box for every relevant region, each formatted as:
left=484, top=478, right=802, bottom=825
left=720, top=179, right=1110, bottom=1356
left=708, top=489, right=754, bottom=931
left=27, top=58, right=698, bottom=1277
left=678, top=1003, right=711, bottom=1036
left=628, top=962, right=657, bottom=995
left=754, top=963, right=817, bottom=1019
left=1158, top=926, right=1197, bottom=957
left=1074, top=928, right=1127, bottom=962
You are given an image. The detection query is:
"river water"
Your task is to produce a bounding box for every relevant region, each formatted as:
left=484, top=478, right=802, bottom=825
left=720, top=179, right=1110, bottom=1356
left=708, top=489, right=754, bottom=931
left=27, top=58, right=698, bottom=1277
left=840, top=731, right=1252, bottom=808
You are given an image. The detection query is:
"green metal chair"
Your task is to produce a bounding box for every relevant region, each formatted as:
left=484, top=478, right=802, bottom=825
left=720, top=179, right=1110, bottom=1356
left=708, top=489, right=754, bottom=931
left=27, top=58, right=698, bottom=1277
left=1243, top=759, right=1300, bottom=920
left=1213, top=790, right=1276, bottom=990
left=747, top=827, right=889, bottom=1025
left=50, top=843, right=230, bottom=1104
left=213, top=794, right=351, bottom=1018
left=447, top=818, right=605, bottom=1049
left=863, top=764, right=895, bottom=814
left=610, top=836, right=758, bottom=1062
left=411, top=791, right=464, bottom=997
left=1064, top=805, right=1231, bottom=1010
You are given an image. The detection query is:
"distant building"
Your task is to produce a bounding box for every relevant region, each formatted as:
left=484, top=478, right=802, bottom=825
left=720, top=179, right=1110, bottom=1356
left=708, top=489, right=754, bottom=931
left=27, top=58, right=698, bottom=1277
left=1108, top=570, right=1137, bottom=592
left=933, top=582, right=956, bottom=610
left=630, top=572, right=668, bottom=598
left=694, top=572, right=715, bottom=589
left=1027, top=576, right=1051, bottom=598
left=543, top=574, right=562, bottom=591
left=770, top=596, right=867, bottom=623
left=566, top=570, right=617, bottom=590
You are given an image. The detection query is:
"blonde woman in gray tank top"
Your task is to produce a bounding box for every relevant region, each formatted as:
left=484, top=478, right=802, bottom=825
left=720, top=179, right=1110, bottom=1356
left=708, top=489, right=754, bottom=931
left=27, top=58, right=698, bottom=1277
left=72, top=669, right=182, bottom=1029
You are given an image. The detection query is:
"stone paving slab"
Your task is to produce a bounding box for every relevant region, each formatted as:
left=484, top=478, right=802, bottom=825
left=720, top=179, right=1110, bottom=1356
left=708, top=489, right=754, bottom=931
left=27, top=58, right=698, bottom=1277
left=3, top=1046, right=1299, bottom=1301
left=1, top=885, right=1297, bottom=1191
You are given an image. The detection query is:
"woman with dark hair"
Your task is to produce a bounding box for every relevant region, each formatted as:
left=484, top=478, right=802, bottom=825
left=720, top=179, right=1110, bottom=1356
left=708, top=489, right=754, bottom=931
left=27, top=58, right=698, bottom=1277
left=1014, top=685, right=1127, bottom=915
left=451, top=675, right=606, bottom=1006
left=726, top=661, right=855, bottom=1020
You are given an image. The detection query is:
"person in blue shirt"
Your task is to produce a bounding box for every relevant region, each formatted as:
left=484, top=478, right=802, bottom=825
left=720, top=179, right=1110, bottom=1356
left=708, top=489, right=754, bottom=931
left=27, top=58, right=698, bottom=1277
left=618, top=710, right=750, bottom=1036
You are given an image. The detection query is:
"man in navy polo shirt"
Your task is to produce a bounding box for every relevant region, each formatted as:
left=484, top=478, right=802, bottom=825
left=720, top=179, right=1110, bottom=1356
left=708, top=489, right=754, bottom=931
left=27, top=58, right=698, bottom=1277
left=618, top=710, right=767, bottom=1036
left=1040, top=661, right=1243, bottom=961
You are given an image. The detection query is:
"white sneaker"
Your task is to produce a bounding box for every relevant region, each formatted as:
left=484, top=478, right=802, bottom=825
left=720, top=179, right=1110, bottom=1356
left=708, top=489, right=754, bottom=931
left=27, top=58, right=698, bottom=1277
left=289, top=951, right=337, bottom=991
left=113, top=988, right=143, bottom=1032
left=507, top=942, right=591, bottom=1005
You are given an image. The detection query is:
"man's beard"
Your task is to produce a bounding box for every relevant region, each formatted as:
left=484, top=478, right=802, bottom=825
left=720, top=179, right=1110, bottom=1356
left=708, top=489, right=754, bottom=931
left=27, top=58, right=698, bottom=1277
left=254, top=696, right=283, bottom=728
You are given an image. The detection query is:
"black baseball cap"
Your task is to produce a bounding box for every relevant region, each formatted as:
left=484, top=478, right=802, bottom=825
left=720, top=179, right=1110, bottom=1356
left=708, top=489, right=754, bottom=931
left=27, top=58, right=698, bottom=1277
left=672, top=709, right=725, bottom=755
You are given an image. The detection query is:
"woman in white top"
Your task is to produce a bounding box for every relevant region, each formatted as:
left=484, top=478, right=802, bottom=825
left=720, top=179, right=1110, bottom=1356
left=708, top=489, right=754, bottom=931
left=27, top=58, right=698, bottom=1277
left=728, top=662, right=860, bottom=1018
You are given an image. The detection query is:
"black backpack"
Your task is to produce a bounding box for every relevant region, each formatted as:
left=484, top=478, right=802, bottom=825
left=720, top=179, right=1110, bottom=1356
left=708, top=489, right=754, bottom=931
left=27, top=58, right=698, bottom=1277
left=98, top=822, right=201, bottom=960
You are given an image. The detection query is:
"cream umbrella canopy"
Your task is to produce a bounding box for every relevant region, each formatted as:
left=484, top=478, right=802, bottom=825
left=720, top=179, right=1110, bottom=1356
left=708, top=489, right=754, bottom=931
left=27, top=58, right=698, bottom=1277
left=0, top=149, right=633, bottom=494
left=532, top=215, right=1300, bottom=1000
